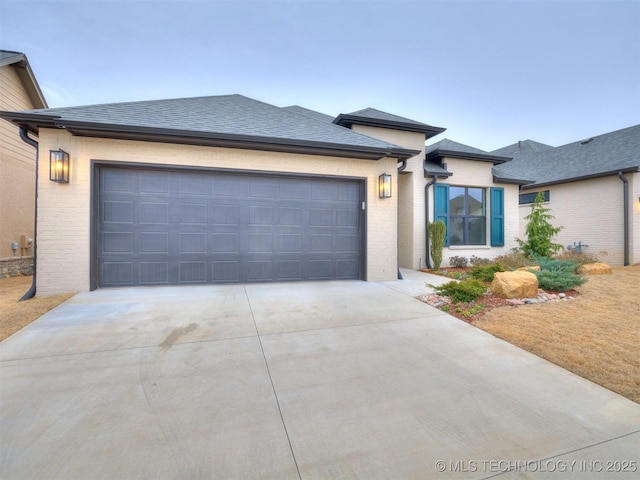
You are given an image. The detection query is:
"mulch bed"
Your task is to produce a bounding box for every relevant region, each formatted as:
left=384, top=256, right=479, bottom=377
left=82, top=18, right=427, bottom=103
left=419, top=268, right=579, bottom=323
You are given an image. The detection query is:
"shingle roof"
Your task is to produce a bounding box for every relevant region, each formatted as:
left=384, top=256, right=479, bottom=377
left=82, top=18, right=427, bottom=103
left=493, top=124, right=640, bottom=188
left=0, top=50, right=25, bottom=66
left=426, top=139, right=490, bottom=156
left=333, top=107, right=445, bottom=138
left=1, top=94, right=419, bottom=160
left=490, top=139, right=553, bottom=157
left=281, top=105, right=334, bottom=123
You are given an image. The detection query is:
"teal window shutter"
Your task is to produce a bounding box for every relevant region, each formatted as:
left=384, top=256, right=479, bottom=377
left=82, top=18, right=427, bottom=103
left=434, top=184, right=450, bottom=246
left=490, top=187, right=504, bottom=246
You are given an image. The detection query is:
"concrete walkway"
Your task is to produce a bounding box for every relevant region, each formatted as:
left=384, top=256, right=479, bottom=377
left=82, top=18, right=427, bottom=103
left=1, top=269, right=639, bottom=479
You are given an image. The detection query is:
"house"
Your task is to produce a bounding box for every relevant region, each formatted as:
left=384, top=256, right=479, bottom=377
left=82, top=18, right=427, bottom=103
left=0, top=50, right=47, bottom=277
left=1, top=94, right=456, bottom=295
left=492, top=125, right=640, bottom=266
left=2, top=75, right=636, bottom=296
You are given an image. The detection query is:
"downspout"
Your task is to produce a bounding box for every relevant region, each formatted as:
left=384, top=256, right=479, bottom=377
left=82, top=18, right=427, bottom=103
left=617, top=172, right=630, bottom=266
left=397, top=159, right=407, bottom=279
left=19, top=128, right=38, bottom=301
left=424, top=175, right=439, bottom=269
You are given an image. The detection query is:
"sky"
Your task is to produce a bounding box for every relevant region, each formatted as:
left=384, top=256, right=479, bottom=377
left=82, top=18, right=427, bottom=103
left=1, top=0, right=639, bottom=151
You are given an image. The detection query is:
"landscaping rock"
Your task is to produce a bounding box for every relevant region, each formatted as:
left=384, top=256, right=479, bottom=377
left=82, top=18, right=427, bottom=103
left=517, top=265, right=541, bottom=271
left=491, top=271, right=539, bottom=299
left=578, top=262, right=613, bottom=275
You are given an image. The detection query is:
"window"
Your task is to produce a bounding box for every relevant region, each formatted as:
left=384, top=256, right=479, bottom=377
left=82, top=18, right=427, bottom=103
left=434, top=184, right=504, bottom=247
left=519, top=190, right=549, bottom=205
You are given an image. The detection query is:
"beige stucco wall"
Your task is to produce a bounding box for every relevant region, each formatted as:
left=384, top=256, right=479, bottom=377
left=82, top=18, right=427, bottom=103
left=519, top=172, right=640, bottom=266
left=351, top=125, right=428, bottom=269
left=434, top=157, right=521, bottom=267
left=35, top=128, right=399, bottom=295
left=0, top=65, right=38, bottom=259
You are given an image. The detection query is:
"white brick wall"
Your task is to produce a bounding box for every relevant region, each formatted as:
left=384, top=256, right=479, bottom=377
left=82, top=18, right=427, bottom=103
left=36, top=129, right=399, bottom=295
left=520, top=173, right=640, bottom=265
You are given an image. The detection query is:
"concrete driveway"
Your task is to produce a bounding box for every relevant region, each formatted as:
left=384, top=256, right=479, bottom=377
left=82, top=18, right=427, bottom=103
left=1, top=269, right=639, bottom=479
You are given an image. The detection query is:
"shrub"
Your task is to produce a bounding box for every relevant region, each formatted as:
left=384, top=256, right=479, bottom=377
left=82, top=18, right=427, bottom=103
left=554, top=251, right=602, bottom=268
left=449, top=256, right=468, bottom=268
left=493, top=252, right=533, bottom=271
left=534, top=256, right=579, bottom=273
left=534, top=269, right=586, bottom=291
left=516, top=191, right=564, bottom=258
left=470, top=255, right=492, bottom=266
left=431, top=278, right=487, bottom=303
left=470, top=263, right=504, bottom=282
left=531, top=256, right=587, bottom=291
left=428, top=221, right=447, bottom=270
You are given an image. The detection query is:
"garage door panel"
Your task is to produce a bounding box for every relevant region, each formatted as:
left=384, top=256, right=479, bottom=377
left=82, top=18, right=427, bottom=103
left=139, top=262, right=169, bottom=284
left=140, top=202, right=169, bottom=224
left=97, top=167, right=362, bottom=287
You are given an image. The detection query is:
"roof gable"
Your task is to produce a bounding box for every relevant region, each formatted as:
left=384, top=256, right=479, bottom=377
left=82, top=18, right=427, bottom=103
left=0, top=49, right=47, bottom=109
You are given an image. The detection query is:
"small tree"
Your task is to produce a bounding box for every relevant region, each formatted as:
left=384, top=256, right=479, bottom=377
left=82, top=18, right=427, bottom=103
left=428, top=220, right=447, bottom=270
left=516, top=191, right=563, bottom=258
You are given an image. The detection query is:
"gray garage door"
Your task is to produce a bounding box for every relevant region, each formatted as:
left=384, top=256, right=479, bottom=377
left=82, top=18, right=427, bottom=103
left=96, top=166, right=364, bottom=287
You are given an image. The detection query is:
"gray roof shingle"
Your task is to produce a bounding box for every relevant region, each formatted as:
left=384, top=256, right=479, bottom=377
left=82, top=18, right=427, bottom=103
left=493, top=124, right=640, bottom=187
left=2, top=94, right=419, bottom=159
left=333, top=107, right=445, bottom=138
left=491, top=139, right=553, bottom=157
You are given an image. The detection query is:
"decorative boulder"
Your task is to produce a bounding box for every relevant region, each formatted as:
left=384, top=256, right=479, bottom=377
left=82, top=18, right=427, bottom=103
left=578, top=262, right=613, bottom=275
left=491, top=271, right=539, bottom=299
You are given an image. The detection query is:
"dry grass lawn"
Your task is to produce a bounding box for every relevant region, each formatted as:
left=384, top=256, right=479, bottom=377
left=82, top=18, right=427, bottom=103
left=0, top=276, right=74, bottom=341
left=474, top=264, right=640, bottom=404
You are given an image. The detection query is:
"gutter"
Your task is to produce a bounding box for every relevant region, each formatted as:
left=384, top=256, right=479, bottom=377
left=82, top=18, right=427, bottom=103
left=617, top=172, right=630, bottom=266
left=18, top=128, right=38, bottom=301
left=424, top=175, right=439, bottom=269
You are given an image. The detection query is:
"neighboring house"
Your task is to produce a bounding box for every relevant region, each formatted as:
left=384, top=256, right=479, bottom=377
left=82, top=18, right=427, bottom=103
left=0, top=94, right=446, bottom=295
left=493, top=125, right=640, bottom=266
left=0, top=50, right=47, bottom=276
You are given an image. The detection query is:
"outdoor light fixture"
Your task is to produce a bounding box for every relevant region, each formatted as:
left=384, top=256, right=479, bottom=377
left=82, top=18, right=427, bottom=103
left=379, top=173, right=392, bottom=198
left=50, top=149, right=69, bottom=183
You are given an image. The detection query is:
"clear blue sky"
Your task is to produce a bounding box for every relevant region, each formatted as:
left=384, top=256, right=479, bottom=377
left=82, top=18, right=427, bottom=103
left=1, top=0, right=639, bottom=151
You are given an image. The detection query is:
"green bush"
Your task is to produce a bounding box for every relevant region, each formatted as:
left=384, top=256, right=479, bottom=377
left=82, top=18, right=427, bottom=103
left=428, top=221, right=447, bottom=270
left=534, top=269, right=586, bottom=291
left=432, top=278, right=487, bottom=303
left=449, top=256, right=468, bottom=268
left=470, top=263, right=504, bottom=282
left=516, top=191, right=564, bottom=258
left=530, top=256, right=587, bottom=291
left=533, top=256, right=579, bottom=273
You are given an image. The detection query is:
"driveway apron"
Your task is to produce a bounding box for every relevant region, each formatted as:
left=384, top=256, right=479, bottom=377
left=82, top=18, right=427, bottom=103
left=1, top=270, right=639, bottom=479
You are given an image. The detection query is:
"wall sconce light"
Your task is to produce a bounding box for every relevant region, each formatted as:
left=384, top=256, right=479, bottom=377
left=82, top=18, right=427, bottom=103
left=379, top=173, right=392, bottom=199
left=50, top=149, right=70, bottom=183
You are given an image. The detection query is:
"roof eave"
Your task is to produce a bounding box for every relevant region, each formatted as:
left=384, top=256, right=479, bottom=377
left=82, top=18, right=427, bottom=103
left=492, top=174, right=534, bottom=185
left=427, top=149, right=512, bottom=165
left=0, top=113, right=418, bottom=160
left=333, top=114, right=446, bottom=139
left=520, top=167, right=640, bottom=190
